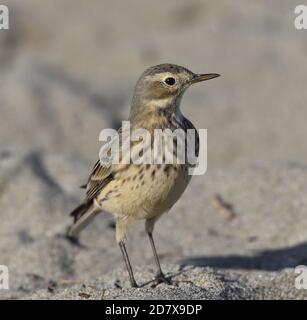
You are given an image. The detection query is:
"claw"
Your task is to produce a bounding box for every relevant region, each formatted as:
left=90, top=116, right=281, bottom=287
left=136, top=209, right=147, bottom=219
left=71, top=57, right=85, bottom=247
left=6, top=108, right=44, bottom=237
left=130, top=280, right=139, bottom=288
left=151, top=273, right=178, bottom=288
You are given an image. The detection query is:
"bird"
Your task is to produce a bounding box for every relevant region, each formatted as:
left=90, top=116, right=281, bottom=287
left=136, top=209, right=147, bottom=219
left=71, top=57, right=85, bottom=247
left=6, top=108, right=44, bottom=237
left=67, top=64, right=220, bottom=287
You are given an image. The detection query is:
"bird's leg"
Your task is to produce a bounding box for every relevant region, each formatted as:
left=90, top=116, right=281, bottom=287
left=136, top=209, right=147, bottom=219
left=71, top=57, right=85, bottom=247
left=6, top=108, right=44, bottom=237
left=147, top=232, right=165, bottom=280
left=147, top=232, right=170, bottom=283
left=118, top=240, right=138, bottom=288
left=145, top=218, right=169, bottom=284
left=116, top=218, right=138, bottom=288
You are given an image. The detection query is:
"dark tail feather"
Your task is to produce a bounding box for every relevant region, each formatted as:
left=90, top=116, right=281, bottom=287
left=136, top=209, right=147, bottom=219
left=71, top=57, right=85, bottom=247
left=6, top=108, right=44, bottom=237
left=70, top=201, right=92, bottom=223
left=68, top=200, right=98, bottom=237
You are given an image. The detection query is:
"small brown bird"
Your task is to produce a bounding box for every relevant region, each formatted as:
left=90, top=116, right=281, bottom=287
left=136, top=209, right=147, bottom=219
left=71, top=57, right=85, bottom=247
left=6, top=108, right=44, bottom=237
left=68, top=64, right=219, bottom=287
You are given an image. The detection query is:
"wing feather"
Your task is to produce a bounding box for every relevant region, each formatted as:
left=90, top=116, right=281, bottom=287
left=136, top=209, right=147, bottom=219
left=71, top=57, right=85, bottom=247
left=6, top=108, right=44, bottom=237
left=84, top=127, right=123, bottom=200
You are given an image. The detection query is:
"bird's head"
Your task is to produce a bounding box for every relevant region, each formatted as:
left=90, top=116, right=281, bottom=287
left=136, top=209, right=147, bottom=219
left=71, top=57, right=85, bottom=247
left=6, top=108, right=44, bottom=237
left=130, top=63, right=220, bottom=120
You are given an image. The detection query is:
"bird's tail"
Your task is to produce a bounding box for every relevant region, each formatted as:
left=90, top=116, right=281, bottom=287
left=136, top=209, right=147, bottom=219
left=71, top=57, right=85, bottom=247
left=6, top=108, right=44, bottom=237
left=67, top=200, right=98, bottom=238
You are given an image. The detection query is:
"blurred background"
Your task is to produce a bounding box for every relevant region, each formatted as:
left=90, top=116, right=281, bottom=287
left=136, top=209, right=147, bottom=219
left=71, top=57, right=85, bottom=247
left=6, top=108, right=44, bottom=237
left=1, top=0, right=307, bottom=299
left=1, top=0, right=306, bottom=167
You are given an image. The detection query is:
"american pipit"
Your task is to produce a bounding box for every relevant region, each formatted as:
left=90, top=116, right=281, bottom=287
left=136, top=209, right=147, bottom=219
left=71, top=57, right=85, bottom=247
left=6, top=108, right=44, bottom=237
left=68, top=64, right=219, bottom=287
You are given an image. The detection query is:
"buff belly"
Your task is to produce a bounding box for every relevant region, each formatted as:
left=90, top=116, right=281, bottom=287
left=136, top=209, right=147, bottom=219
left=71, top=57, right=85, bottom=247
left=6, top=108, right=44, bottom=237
left=97, top=164, right=191, bottom=220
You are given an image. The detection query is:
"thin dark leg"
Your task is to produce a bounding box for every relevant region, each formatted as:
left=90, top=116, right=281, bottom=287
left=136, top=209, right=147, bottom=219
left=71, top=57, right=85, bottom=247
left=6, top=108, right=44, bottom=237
left=119, top=240, right=138, bottom=288
left=147, top=232, right=170, bottom=284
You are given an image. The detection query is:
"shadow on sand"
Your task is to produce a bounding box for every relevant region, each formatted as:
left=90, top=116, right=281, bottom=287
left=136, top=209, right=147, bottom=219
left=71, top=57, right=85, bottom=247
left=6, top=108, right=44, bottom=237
left=180, top=241, right=307, bottom=271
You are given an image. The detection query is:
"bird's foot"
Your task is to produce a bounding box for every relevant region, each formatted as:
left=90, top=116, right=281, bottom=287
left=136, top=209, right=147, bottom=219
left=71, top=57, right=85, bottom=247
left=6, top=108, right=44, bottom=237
left=151, top=273, right=178, bottom=288
left=130, top=279, right=139, bottom=288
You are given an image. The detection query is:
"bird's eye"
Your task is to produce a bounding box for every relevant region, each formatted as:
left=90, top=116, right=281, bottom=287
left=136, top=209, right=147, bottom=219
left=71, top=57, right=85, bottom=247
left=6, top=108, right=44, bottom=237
left=164, top=77, right=176, bottom=86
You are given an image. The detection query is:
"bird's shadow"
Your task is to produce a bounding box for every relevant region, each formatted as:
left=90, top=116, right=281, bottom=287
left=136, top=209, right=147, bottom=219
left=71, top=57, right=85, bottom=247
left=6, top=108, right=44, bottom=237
left=179, top=241, right=307, bottom=271
left=140, top=241, right=307, bottom=287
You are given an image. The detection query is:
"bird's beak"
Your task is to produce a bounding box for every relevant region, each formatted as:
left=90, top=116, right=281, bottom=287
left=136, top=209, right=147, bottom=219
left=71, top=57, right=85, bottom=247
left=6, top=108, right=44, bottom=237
left=191, top=73, right=220, bottom=84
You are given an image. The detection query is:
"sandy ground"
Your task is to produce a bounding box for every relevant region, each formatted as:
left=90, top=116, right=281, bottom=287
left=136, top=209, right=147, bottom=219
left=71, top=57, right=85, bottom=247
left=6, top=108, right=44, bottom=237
left=0, top=1, right=307, bottom=299
left=0, top=149, right=307, bottom=299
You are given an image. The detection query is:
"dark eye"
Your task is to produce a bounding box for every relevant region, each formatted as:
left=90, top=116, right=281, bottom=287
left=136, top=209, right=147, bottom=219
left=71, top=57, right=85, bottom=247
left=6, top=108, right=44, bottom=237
left=164, top=77, right=176, bottom=86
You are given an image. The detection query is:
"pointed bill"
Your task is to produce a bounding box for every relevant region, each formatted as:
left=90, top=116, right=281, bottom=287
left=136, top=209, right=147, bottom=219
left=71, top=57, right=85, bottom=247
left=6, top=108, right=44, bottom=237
left=191, top=73, right=220, bottom=84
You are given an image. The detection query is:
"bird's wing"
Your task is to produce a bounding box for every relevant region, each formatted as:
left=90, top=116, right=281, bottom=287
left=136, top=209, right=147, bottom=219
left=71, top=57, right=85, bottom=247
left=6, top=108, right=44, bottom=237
left=85, top=160, right=113, bottom=200
left=85, top=127, right=123, bottom=200
left=183, top=117, right=199, bottom=157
